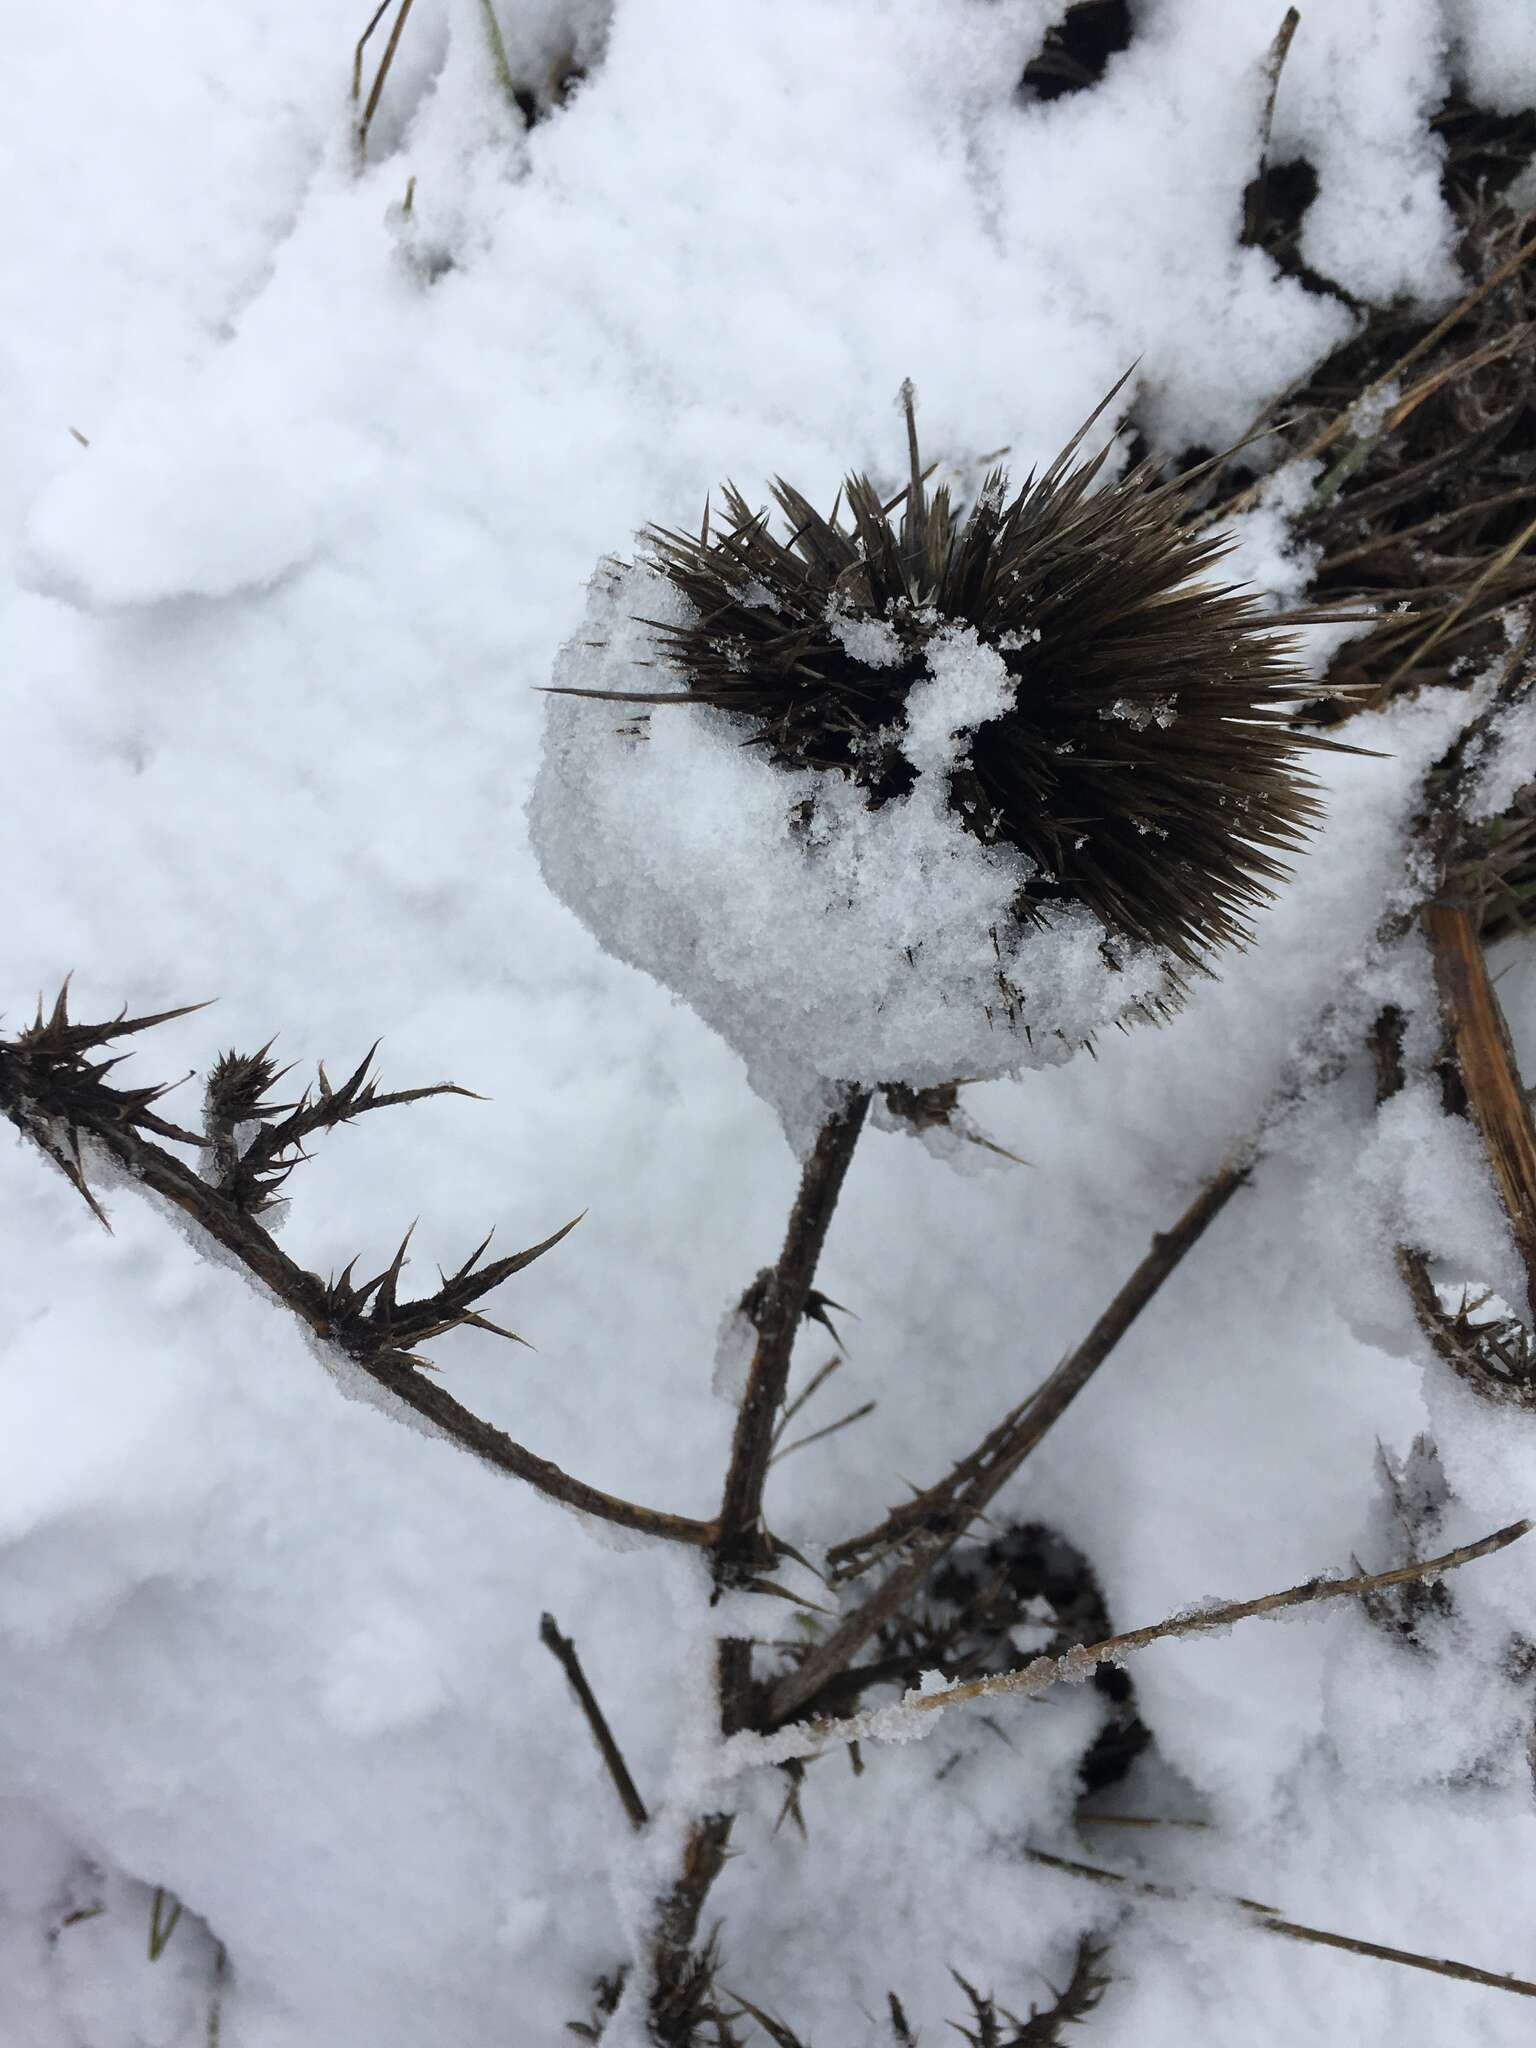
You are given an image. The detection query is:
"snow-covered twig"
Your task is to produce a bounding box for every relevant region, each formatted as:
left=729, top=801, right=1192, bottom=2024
left=733, top=1519, right=1531, bottom=1767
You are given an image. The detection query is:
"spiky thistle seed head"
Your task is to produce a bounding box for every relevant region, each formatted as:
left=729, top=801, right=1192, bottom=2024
left=625, top=386, right=1329, bottom=968
left=529, top=386, right=1348, bottom=1148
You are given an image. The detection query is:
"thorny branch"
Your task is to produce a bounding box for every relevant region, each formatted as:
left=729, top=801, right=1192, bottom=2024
left=765, top=1157, right=1250, bottom=1726
left=0, top=989, right=715, bottom=1548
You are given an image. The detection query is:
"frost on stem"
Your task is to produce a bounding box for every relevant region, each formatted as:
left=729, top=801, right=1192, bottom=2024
left=530, top=381, right=1348, bottom=1142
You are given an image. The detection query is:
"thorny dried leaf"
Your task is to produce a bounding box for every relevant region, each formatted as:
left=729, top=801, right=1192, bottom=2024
left=880, top=1081, right=1027, bottom=1165
left=567, top=1967, right=629, bottom=2041
left=739, top=1269, right=853, bottom=1352
left=887, top=1992, right=919, bottom=2045
left=317, top=1213, right=581, bottom=1371
left=947, top=1938, right=1111, bottom=2046
left=1400, top=1259, right=1536, bottom=1411
left=1357, top=1435, right=1455, bottom=1648
left=723, top=1989, right=811, bottom=2047
left=0, top=982, right=213, bottom=1222
left=652, top=1926, right=746, bottom=2048
left=212, top=1037, right=482, bottom=1215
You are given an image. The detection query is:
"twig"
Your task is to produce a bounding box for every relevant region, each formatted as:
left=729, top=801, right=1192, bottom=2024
left=768, top=1400, right=877, bottom=1467
left=148, top=1887, right=182, bottom=1962
left=539, top=1612, right=650, bottom=1831
left=1242, top=8, right=1302, bottom=249
left=641, top=1095, right=874, bottom=2020
left=739, top=1519, right=1530, bottom=1762
left=355, top=0, right=416, bottom=159
left=1025, top=1848, right=1536, bottom=1999
left=351, top=0, right=395, bottom=102
left=765, top=1157, right=1248, bottom=1726
left=650, top=1815, right=734, bottom=2031
left=920, top=1519, right=1529, bottom=1713
left=831, top=1157, right=1248, bottom=1578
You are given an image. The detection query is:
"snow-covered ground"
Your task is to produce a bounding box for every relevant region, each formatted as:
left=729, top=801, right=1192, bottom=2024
left=4, top=4, right=1536, bottom=2042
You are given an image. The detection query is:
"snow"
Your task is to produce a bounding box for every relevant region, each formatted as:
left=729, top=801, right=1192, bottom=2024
left=4, top=2, right=1536, bottom=2044
left=531, top=572, right=1175, bottom=1149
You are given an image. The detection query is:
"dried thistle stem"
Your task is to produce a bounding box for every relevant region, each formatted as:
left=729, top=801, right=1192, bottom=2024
left=908, top=1517, right=1529, bottom=1717
left=715, top=1093, right=872, bottom=1581
left=1026, top=1848, right=1536, bottom=2000
left=741, top=1519, right=1530, bottom=1761
left=766, top=1155, right=1249, bottom=1725
left=714, top=1090, right=870, bottom=1731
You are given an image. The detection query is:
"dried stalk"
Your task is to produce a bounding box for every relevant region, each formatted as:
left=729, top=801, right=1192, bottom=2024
left=1423, top=901, right=1536, bottom=1323
left=715, top=1094, right=872, bottom=1583
left=1241, top=8, right=1302, bottom=250
left=354, top=0, right=416, bottom=158
left=1369, top=615, right=1536, bottom=1393
left=351, top=0, right=396, bottom=103
left=1026, top=1849, right=1536, bottom=2000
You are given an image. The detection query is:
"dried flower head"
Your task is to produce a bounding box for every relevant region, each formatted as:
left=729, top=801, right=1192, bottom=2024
left=580, top=383, right=1332, bottom=969
left=530, top=384, right=1350, bottom=1147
